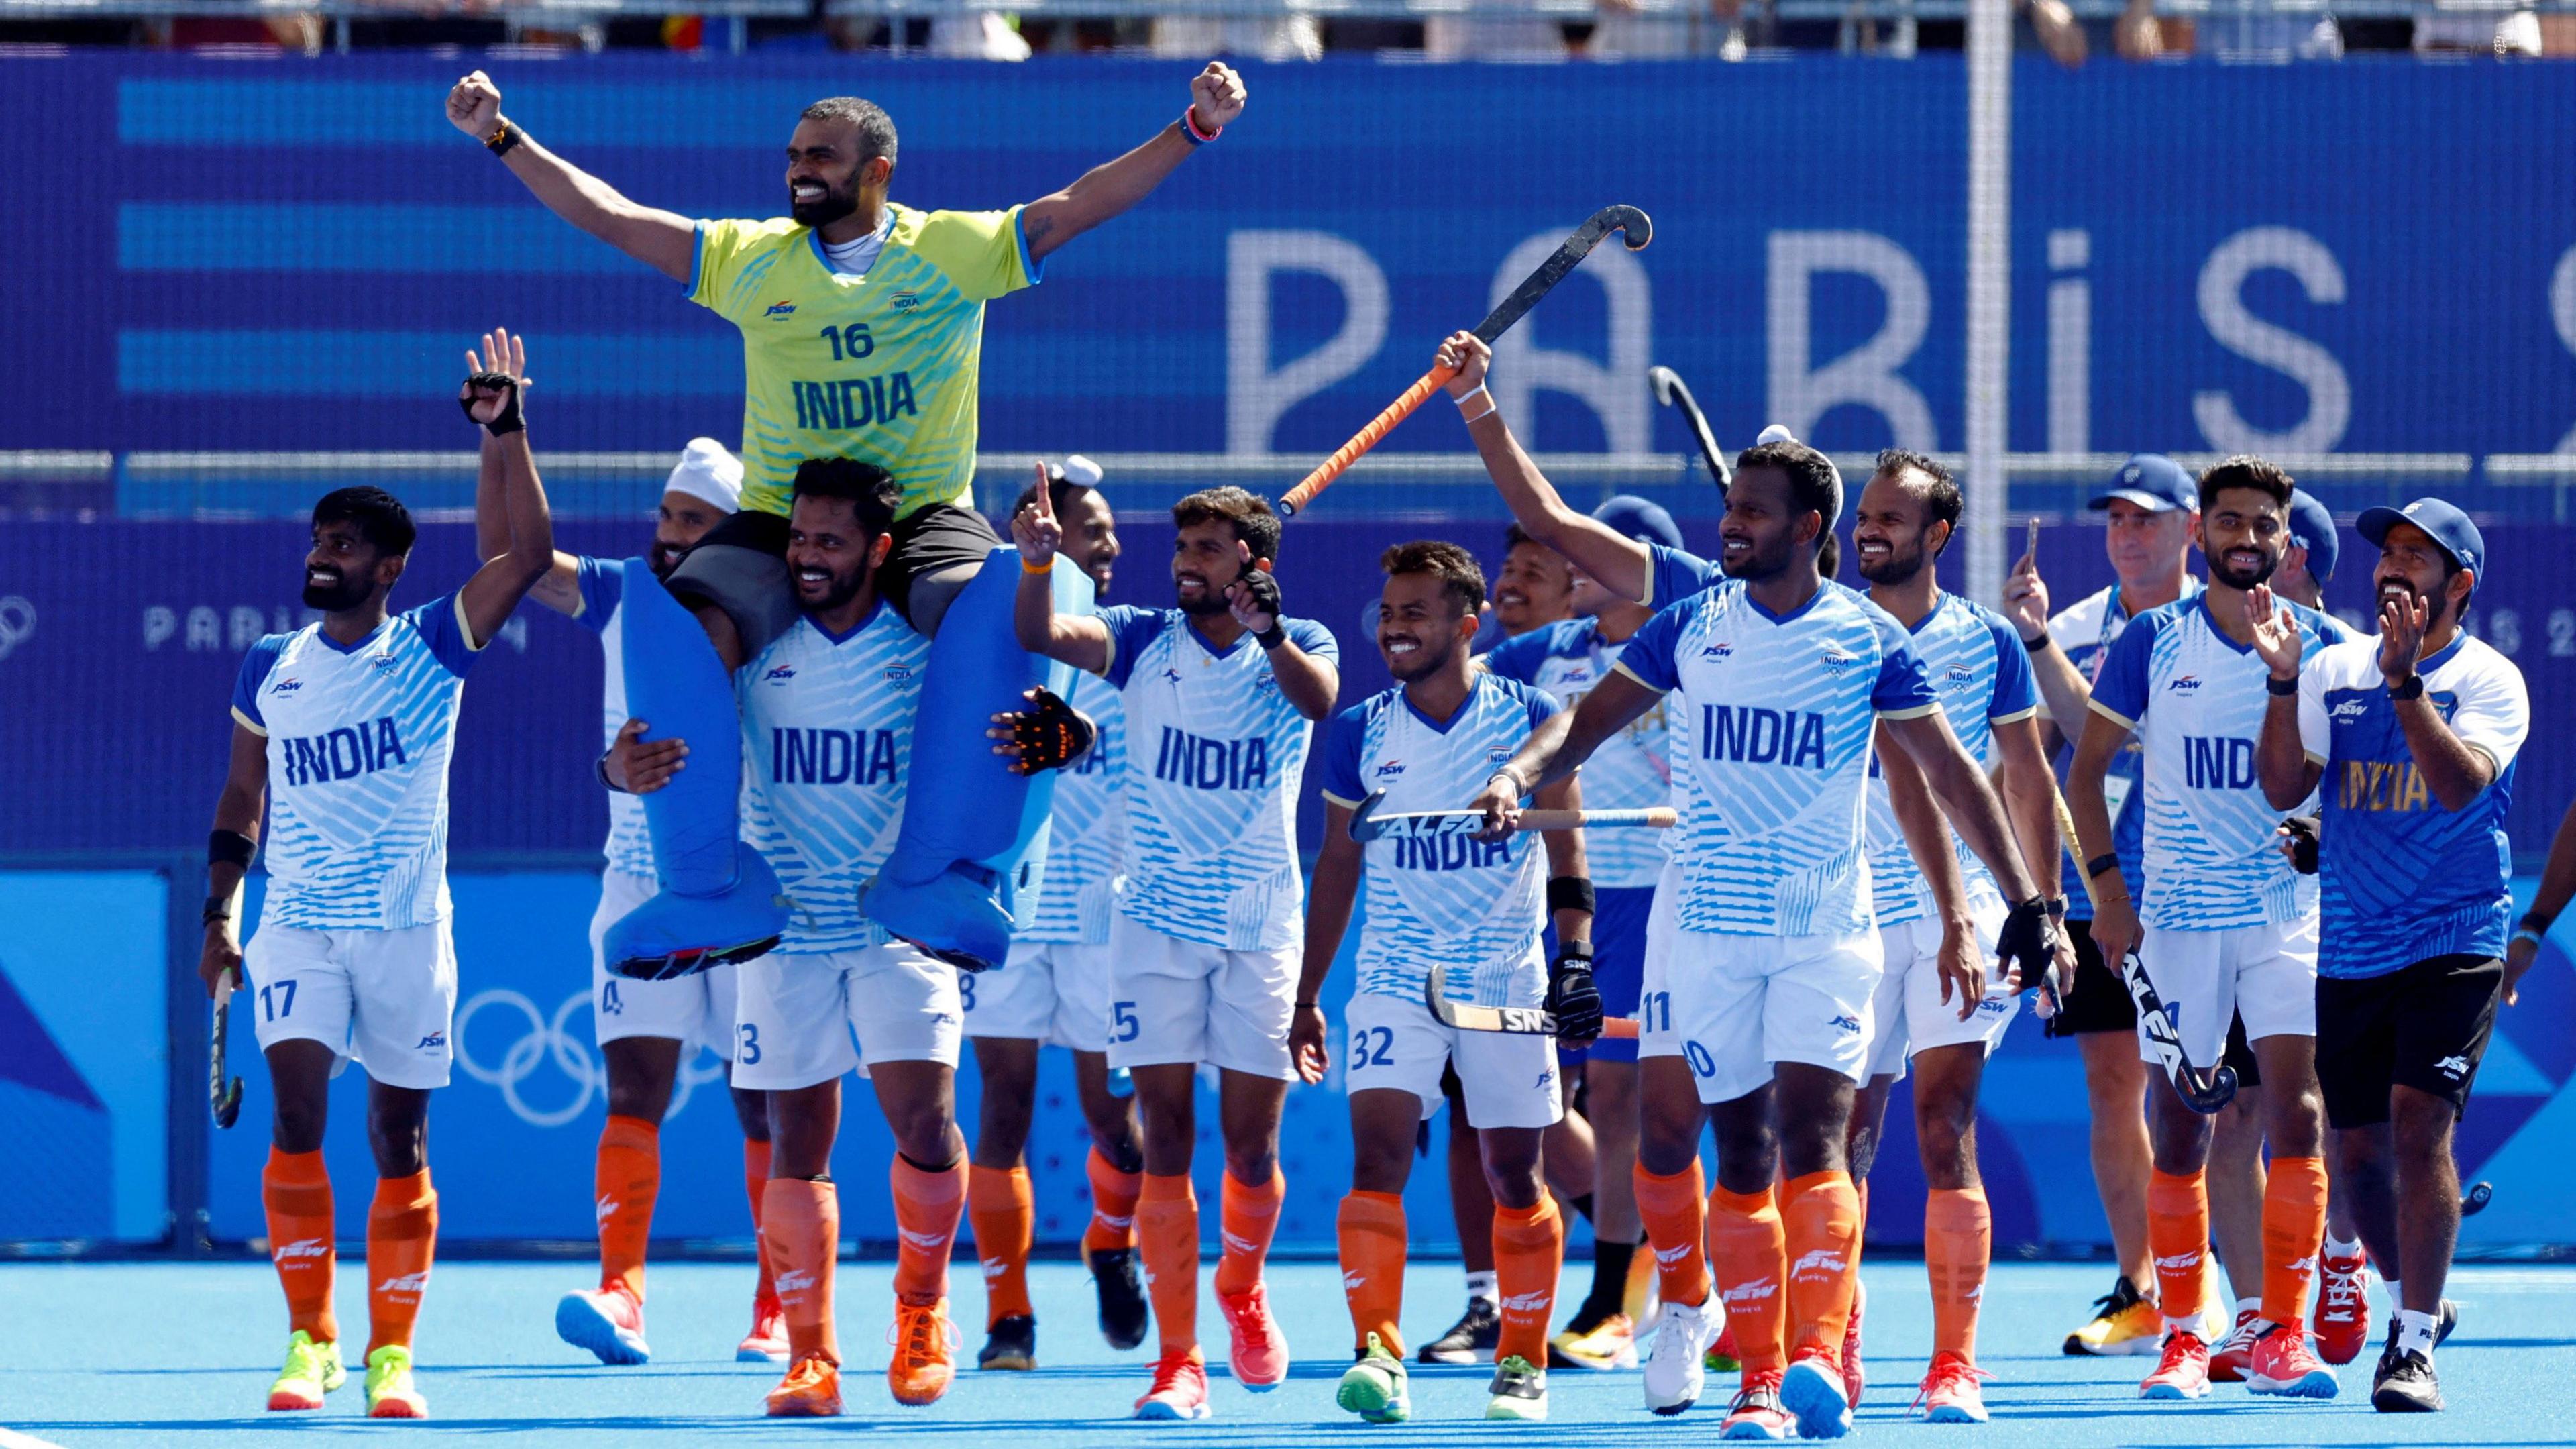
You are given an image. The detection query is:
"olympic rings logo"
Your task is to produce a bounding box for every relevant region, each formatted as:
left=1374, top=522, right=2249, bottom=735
left=0, top=596, right=34, bottom=663
left=453, top=987, right=727, bottom=1128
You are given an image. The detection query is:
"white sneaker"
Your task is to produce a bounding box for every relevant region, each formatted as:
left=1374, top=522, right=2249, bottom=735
left=1644, top=1298, right=1721, bottom=1416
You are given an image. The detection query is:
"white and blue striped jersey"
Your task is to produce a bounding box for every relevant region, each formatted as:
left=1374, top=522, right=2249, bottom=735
left=1318, top=676, right=1562, bottom=1002
left=1481, top=621, right=1670, bottom=890
left=2089, top=594, right=2349, bottom=931
left=1862, top=593, right=2039, bottom=926
left=229, top=597, right=484, bottom=930
left=1617, top=580, right=1940, bottom=938
left=570, top=557, right=654, bottom=879
left=2045, top=581, right=2202, bottom=921
left=2298, top=634, right=2528, bottom=979
left=1014, top=668, right=1128, bottom=945
left=737, top=602, right=930, bottom=953
left=1099, top=606, right=1338, bottom=951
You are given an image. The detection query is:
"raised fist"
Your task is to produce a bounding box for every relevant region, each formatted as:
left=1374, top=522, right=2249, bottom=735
left=1189, top=62, right=1246, bottom=133
left=447, top=70, right=502, bottom=143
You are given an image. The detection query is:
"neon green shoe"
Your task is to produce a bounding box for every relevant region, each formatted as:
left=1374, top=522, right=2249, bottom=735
left=364, top=1344, right=427, bottom=1419
left=266, top=1330, right=345, bottom=1411
left=1485, top=1354, right=1549, bottom=1420
left=1336, top=1332, right=1411, bottom=1424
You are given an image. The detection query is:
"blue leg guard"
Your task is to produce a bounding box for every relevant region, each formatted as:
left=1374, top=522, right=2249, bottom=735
left=869, top=547, right=1094, bottom=969
left=600, top=558, right=787, bottom=979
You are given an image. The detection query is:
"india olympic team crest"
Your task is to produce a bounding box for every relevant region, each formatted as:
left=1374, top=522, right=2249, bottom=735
left=453, top=987, right=727, bottom=1128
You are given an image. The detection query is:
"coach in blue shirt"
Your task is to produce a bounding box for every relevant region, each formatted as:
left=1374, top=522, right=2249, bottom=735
left=2249, top=498, right=2530, bottom=1416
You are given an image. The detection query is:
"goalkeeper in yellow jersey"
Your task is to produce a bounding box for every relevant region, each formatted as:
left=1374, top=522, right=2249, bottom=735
left=445, top=63, right=1247, bottom=981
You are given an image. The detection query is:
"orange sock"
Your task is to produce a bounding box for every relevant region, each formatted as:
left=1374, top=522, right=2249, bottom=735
left=763, top=1177, right=839, bottom=1363
left=262, top=1146, right=338, bottom=1344
left=1213, top=1169, right=1284, bottom=1297
left=365, top=1170, right=438, bottom=1356
left=1084, top=1147, right=1142, bottom=1254
left=1924, top=1187, right=1991, bottom=1360
left=1336, top=1191, right=1408, bottom=1354
left=969, top=1164, right=1035, bottom=1326
left=1493, top=1198, right=1565, bottom=1367
left=1632, top=1161, right=1711, bottom=1308
left=2147, top=1168, right=2211, bottom=1332
left=890, top=1156, right=966, bottom=1306
left=744, top=1138, right=776, bottom=1305
left=1708, top=1183, right=1787, bottom=1375
left=1782, top=1171, right=1862, bottom=1358
left=1136, top=1173, right=1201, bottom=1356
left=595, top=1114, right=659, bottom=1301
left=2261, top=1155, right=2329, bottom=1328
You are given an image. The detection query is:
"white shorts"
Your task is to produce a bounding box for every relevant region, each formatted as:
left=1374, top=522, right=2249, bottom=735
left=1643, top=922, right=1884, bottom=1106
left=965, top=940, right=1113, bottom=1051
left=246, top=920, right=458, bottom=1091
left=1862, top=900, right=2020, bottom=1081
left=589, top=868, right=739, bottom=1055
left=1104, top=912, right=1297, bottom=1080
left=1343, top=979, right=1563, bottom=1130
left=731, top=941, right=963, bottom=1091
left=1639, top=859, right=1683, bottom=1060
left=2137, top=915, right=2318, bottom=1068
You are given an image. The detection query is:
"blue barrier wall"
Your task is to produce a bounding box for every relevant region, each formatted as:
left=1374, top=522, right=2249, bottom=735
left=1, top=56, right=2574, bottom=462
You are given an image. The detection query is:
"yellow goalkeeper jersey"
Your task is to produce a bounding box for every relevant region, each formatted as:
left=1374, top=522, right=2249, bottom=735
left=688, top=202, right=1038, bottom=519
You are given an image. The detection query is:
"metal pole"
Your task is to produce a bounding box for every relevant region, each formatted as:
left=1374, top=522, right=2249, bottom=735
left=1964, top=0, right=2012, bottom=607
left=164, top=857, right=211, bottom=1255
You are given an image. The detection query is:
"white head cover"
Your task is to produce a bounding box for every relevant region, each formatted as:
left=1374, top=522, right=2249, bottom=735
left=1753, top=423, right=1842, bottom=521
left=1057, top=454, right=1104, bottom=490
left=664, top=437, right=743, bottom=514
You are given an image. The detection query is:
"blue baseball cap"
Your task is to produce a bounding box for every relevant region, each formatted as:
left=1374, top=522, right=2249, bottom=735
left=2284, top=488, right=2339, bottom=581
left=2088, top=454, right=2196, bottom=514
left=1593, top=494, right=1686, bottom=552
left=2357, top=497, right=2484, bottom=579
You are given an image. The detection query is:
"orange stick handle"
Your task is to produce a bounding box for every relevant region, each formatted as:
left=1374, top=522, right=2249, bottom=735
left=1599, top=1018, right=1640, bottom=1040
left=1277, top=362, right=1459, bottom=518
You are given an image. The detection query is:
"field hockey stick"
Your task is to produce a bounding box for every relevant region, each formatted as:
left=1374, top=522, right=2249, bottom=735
left=2048, top=788, right=2238, bottom=1114
left=1346, top=788, right=1674, bottom=844
left=1426, top=965, right=1640, bottom=1041
left=1276, top=205, right=1652, bottom=519
left=2462, top=1180, right=2494, bottom=1216
left=210, top=966, right=244, bottom=1129
left=1648, top=364, right=1730, bottom=492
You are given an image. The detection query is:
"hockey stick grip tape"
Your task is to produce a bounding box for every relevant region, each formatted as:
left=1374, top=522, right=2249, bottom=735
left=1279, top=364, right=1458, bottom=517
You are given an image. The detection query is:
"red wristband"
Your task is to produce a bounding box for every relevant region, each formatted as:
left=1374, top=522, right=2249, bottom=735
left=1181, top=107, right=1222, bottom=145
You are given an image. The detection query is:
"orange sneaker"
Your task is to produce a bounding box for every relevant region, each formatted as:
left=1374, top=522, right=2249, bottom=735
left=2208, top=1305, right=2261, bottom=1383
left=2315, top=1252, right=2371, bottom=1366
left=1840, top=1278, right=1867, bottom=1407
left=887, top=1298, right=959, bottom=1407
left=2140, top=1329, right=2210, bottom=1400
left=737, top=1293, right=789, bottom=1364
left=1216, top=1283, right=1288, bottom=1392
left=1915, top=1349, right=1992, bottom=1424
left=1780, top=1345, right=1854, bottom=1438
left=765, top=1353, right=843, bottom=1417
left=1134, top=1348, right=1212, bottom=1420
left=2247, top=1322, right=2339, bottom=1399
left=1719, top=1368, right=1793, bottom=1440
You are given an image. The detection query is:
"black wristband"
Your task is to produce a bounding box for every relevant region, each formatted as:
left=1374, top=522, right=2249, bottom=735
left=486, top=119, right=522, bottom=158
left=1551, top=940, right=1593, bottom=967
left=2266, top=674, right=2300, bottom=696
left=209, top=828, right=255, bottom=868
left=1254, top=622, right=1288, bottom=651
left=596, top=748, right=628, bottom=794
left=2389, top=675, right=2424, bottom=701
left=201, top=896, right=233, bottom=928
left=2022, top=630, right=2055, bottom=656
left=2046, top=896, right=2068, bottom=921
left=2524, top=909, right=2558, bottom=935
left=1294, top=998, right=1319, bottom=1010
left=1546, top=875, right=1597, bottom=916
left=2086, top=853, right=2121, bottom=881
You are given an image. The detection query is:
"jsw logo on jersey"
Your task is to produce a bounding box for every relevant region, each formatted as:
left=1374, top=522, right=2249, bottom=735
left=1698, top=705, right=1828, bottom=770
left=416, top=1031, right=445, bottom=1051
left=763, top=665, right=798, bottom=684
left=270, top=676, right=304, bottom=695
left=278, top=716, right=410, bottom=787
left=764, top=301, right=797, bottom=319
left=2168, top=674, right=2204, bottom=694
left=2331, top=698, right=2370, bottom=721
left=272, top=1238, right=329, bottom=1262
left=1374, top=758, right=1406, bottom=780
left=1150, top=727, right=1271, bottom=791
left=1829, top=1014, right=1862, bottom=1035
left=772, top=727, right=900, bottom=786
left=1699, top=641, right=1735, bottom=661
left=2184, top=735, right=2258, bottom=790
left=2437, top=1055, right=2471, bottom=1078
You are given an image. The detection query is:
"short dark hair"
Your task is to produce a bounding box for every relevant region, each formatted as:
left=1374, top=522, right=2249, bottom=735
left=2197, top=455, right=2294, bottom=513
left=1011, top=476, right=1097, bottom=521
left=790, top=457, right=902, bottom=539
left=1875, top=447, right=1962, bottom=555
left=1171, top=486, right=1281, bottom=566
left=1735, top=439, right=1842, bottom=548
left=1503, top=521, right=1542, bottom=555
left=312, top=486, right=416, bottom=557
left=800, top=97, right=898, bottom=166
left=1382, top=541, right=1486, bottom=618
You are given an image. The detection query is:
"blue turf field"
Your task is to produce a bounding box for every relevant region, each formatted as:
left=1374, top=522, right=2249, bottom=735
left=6, top=1260, right=2572, bottom=1446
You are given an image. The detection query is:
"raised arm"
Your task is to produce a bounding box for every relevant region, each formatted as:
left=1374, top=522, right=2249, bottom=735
left=447, top=71, right=696, bottom=283
left=1010, top=474, right=1112, bottom=671
left=1999, top=541, right=2096, bottom=754
left=1222, top=550, right=1337, bottom=722
left=1439, top=333, right=1658, bottom=603
left=1291, top=798, right=1365, bottom=1085
left=453, top=329, right=557, bottom=647
left=1018, top=63, right=1244, bottom=265
left=2248, top=584, right=2324, bottom=810
left=471, top=423, right=581, bottom=616
left=199, top=723, right=268, bottom=999
left=2379, top=590, right=2496, bottom=811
